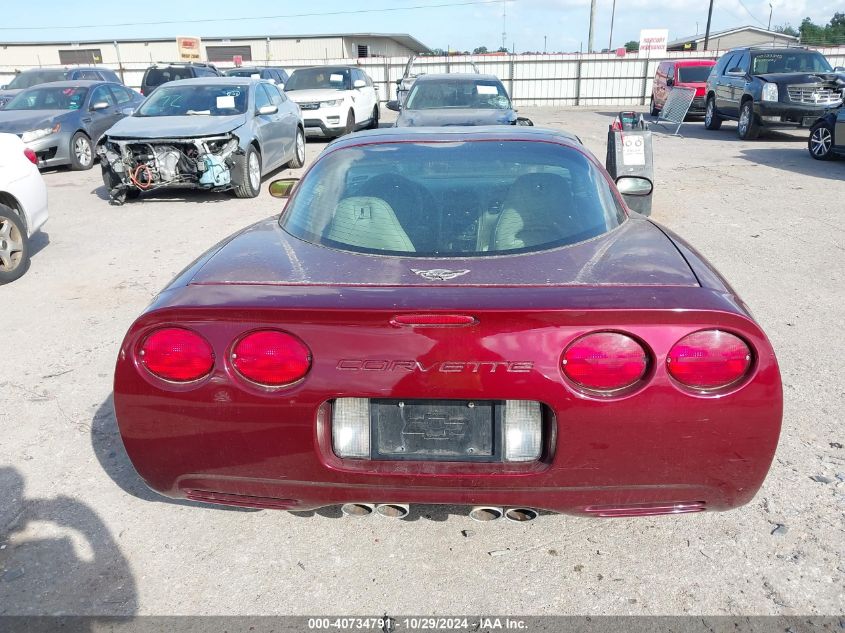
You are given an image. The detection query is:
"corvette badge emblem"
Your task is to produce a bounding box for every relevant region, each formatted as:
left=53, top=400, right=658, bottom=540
left=411, top=268, right=471, bottom=281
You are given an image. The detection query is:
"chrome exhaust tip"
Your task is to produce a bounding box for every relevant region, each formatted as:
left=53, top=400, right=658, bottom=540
left=469, top=506, right=504, bottom=522
left=504, top=507, right=539, bottom=522
left=375, top=503, right=410, bottom=519
left=340, top=503, right=375, bottom=518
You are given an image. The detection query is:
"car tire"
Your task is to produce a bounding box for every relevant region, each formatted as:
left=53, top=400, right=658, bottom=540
left=0, top=205, right=30, bottom=285
left=233, top=145, right=261, bottom=199
left=69, top=132, right=94, bottom=170
left=704, top=97, right=722, bottom=131
left=738, top=101, right=760, bottom=140
left=808, top=121, right=835, bottom=161
left=341, top=109, right=355, bottom=136
left=650, top=96, right=659, bottom=117
left=287, top=128, right=306, bottom=169
left=368, top=104, right=380, bottom=129
left=101, top=164, right=140, bottom=201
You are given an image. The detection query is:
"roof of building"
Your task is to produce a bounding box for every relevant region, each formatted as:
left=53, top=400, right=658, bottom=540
left=0, top=33, right=431, bottom=54
left=667, top=25, right=799, bottom=47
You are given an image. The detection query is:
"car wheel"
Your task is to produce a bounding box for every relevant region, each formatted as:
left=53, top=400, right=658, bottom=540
left=287, top=128, right=306, bottom=169
left=737, top=101, right=760, bottom=140
left=704, top=97, right=722, bottom=130
left=101, top=164, right=140, bottom=202
left=234, top=146, right=261, bottom=198
left=0, top=205, right=30, bottom=285
left=342, top=109, right=355, bottom=136
left=368, top=104, right=380, bottom=129
left=650, top=96, right=659, bottom=117
left=70, top=132, right=94, bottom=170
left=808, top=121, right=835, bottom=160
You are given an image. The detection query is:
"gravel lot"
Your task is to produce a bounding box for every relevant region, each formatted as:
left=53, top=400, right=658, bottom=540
left=1, top=108, right=843, bottom=616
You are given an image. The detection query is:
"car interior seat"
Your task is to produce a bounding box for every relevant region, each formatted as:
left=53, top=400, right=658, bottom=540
left=492, top=173, right=576, bottom=251
left=327, top=196, right=415, bottom=252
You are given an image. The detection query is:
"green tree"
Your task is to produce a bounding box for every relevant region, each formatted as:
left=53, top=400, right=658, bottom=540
left=473, top=46, right=489, bottom=54
left=774, top=23, right=799, bottom=37
left=624, top=40, right=639, bottom=52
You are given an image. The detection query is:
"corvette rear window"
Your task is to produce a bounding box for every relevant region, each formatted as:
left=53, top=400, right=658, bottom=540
left=281, top=140, right=625, bottom=257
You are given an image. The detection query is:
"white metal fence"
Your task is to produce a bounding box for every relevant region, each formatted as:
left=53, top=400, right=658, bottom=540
left=2, top=48, right=844, bottom=107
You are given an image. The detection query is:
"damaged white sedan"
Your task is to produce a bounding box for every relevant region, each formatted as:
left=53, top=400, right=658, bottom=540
left=98, top=78, right=305, bottom=204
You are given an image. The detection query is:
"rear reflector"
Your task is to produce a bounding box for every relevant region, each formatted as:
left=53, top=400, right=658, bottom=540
left=503, top=400, right=542, bottom=461
left=23, top=148, right=38, bottom=165
left=332, top=398, right=371, bottom=459
left=231, top=330, right=311, bottom=387
left=667, top=330, right=751, bottom=390
left=562, top=332, right=648, bottom=392
left=391, top=314, right=477, bottom=327
left=139, top=327, right=214, bottom=382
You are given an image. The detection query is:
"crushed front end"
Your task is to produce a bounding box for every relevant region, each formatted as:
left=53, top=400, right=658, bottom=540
left=98, top=135, right=241, bottom=205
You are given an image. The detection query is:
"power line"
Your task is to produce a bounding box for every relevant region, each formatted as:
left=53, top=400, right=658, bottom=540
left=0, top=0, right=511, bottom=32
left=734, top=0, right=767, bottom=27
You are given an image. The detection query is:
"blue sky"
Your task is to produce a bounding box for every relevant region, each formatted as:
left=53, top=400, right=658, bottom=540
left=0, top=0, right=838, bottom=52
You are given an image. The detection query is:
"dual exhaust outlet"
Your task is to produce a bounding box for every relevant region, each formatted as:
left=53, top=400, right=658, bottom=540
left=339, top=503, right=538, bottom=522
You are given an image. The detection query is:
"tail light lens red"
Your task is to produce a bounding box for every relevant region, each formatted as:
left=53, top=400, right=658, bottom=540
left=667, top=330, right=752, bottom=390
left=391, top=314, right=477, bottom=327
left=24, top=148, right=38, bottom=165
left=562, top=332, right=648, bottom=392
left=140, top=328, right=214, bottom=382
left=231, top=330, right=311, bottom=387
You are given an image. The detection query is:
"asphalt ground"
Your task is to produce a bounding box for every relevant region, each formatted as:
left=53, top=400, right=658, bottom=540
left=1, top=108, right=843, bottom=616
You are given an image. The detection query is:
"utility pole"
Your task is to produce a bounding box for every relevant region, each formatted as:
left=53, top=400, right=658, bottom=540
left=544, top=35, right=547, bottom=53
left=768, top=3, right=773, bottom=30
left=608, top=0, right=617, bottom=51
left=502, top=0, right=507, bottom=52
left=703, top=0, right=715, bottom=50
left=588, top=0, right=597, bottom=52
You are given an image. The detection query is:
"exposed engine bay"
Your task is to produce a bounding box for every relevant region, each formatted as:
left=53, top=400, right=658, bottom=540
left=98, top=135, right=242, bottom=205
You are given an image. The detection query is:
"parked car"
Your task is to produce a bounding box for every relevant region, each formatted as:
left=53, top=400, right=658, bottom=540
left=0, top=80, right=143, bottom=170
left=650, top=59, right=716, bottom=116
left=0, top=66, right=122, bottom=109
left=704, top=46, right=845, bottom=139
left=808, top=107, right=845, bottom=160
left=0, top=133, right=48, bottom=284
left=99, top=78, right=305, bottom=204
left=140, top=62, right=222, bottom=96
left=225, top=67, right=289, bottom=88
left=284, top=66, right=379, bottom=138
left=112, top=126, right=781, bottom=521
left=387, top=73, right=532, bottom=127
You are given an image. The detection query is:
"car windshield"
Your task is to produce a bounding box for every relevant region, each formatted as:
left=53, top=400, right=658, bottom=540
left=135, top=84, right=249, bottom=116
left=406, top=80, right=511, bottom=110
left=4, top=86, right=88, bottom=111
left=677, top=66, right=713, bottom=83
left=5, top=70, right=68, bottom=90
left=226, top=69, right=262, bottom=78
left=752, top=51, right=833, bottom=74
left=281, top=140, right=625, bottom=257
left=144, top=67, right=194, bottom=88
left=285, top=68, right=351, bottom=91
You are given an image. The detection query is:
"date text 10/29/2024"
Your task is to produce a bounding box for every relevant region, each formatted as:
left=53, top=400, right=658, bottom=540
left=307, top=618, right=529, bottom=631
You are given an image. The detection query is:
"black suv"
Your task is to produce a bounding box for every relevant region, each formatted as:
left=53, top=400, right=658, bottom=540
left=704, top=46, right=845, bottom=139
left=140, top=62, right=222, bottom=96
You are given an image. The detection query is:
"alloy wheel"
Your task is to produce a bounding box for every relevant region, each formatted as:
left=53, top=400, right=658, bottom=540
left=296, top=131, right=305, bottom=164
left=0, top=217, right=24, bottom=271
left=810, top=127, right=833, bottom=157
left=248, top=151, right=261, bottom=191
left=75, top=136, right=92, bottom=167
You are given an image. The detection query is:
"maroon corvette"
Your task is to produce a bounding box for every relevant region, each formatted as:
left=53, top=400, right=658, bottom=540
left=114, top=127, right=782, bottom=521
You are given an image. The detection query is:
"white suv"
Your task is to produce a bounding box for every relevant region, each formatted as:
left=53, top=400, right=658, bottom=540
left=284, top=66, right=379, bottom=138
left=0, top=133, right=49, bottom=284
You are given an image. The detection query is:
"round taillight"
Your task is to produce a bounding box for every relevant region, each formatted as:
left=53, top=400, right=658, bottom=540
left=23, top=148, right=38, bottom=165
left=140, top=327, right=214, bottom=382
left=667, top=330, right=752, bottom=390
left=562, top=332, right=648, bottom=392
left=231, top=330, right=311, bottom=387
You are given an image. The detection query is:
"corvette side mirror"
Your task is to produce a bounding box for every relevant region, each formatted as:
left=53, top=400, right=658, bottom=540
left=616, top=176, right=653, bottom=197
left=269, top=178, right=299, bottom=198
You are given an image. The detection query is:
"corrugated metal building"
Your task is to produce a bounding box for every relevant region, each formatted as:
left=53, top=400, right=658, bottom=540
left=667, top=26, right=799, bottom=51
left=0, top=33, right=430, bottom=69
